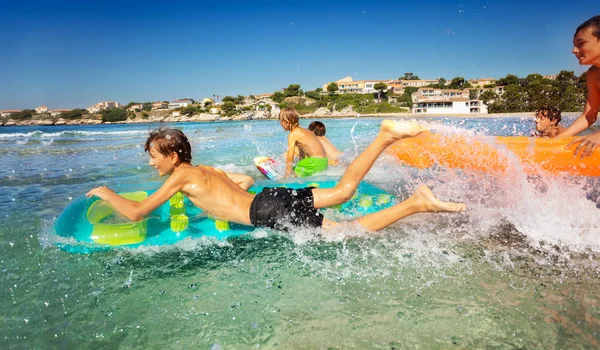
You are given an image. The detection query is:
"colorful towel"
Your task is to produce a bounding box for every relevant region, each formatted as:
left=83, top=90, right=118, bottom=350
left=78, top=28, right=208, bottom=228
left=294, top=157, right=328, bottom=177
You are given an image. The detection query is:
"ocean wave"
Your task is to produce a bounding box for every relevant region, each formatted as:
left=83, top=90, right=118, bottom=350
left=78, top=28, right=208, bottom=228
left=0, top=129, right=149, bottom=139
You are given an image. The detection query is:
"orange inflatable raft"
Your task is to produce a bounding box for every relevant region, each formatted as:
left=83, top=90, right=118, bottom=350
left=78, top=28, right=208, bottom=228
left=388, top=132, right=600, bottom=177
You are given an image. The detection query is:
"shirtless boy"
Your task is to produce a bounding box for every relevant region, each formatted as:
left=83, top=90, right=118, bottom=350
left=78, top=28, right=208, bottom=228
left=561, top=15, right=600, bottom=157
left=308, top=121, right=343, bottom=165
left=87, top=121, right=465, bottom=233
left=279, top=108, right=328, bottom=177
left=534, top=106, right=565, bottom=138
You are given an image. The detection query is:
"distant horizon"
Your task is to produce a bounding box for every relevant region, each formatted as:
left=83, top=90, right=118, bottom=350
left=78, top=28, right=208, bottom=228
left=1, top=0, right=595, bottom=110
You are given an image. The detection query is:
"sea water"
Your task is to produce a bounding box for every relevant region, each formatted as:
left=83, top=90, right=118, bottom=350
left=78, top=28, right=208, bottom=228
left=1, top=116, right=600, bottom=349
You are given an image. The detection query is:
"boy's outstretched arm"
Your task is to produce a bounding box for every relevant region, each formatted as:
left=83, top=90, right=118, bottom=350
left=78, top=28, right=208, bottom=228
left=560, top=69, right=600, bottom=138
left=86, top=174, right=183, bottom=221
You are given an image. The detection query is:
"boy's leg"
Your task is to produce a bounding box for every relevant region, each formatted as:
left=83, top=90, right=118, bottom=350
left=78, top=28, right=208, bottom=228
left=312, top=120, right=428, bottom=209
left=321, top=185, right=465, bottom=232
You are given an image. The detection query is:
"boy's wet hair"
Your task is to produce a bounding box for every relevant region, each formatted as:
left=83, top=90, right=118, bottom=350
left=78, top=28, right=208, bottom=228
left=279, top=107, right=300, bottom=127
left=575, top=15, right=600, bottom=39
left=144, top=128, right=192, bottom=163
left=308, top=121, right=326, bottom=136
left=535, top=106, right=562, bottom=124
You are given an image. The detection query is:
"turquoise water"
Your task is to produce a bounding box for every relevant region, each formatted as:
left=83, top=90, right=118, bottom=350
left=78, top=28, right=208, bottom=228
left=2, top=116, right=600, bottom=349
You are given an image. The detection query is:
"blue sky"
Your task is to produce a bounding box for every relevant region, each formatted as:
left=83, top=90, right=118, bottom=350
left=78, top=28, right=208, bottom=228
left=0, top=0, right=595, bottom=109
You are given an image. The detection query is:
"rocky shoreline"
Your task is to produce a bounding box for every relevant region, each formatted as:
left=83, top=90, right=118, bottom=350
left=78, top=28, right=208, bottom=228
left=0, top=110, right=582, bottom=127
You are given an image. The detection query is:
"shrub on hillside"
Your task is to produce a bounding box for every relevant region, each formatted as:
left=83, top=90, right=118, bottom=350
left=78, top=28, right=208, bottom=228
left=10, top=109, right=35, bottom=120
left=101, top=108, right=129, bottom=122
left=60, top=109, right=88, bottom=119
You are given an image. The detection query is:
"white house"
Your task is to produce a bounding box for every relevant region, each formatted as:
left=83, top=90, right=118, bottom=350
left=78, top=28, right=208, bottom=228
left=49, top=109, right=70, bottom=116
left=168, top=99, right=193, bottom=109
left=411, top=88, right=487, bottom=114
left=412, top=99, right=488, bottom=114
left=35, top=105, right=49, bottom=114
left=127, top=104, right=144, bottom=112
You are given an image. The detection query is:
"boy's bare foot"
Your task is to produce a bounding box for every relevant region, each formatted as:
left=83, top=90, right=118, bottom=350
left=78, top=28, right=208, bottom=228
left=412, top=185, right=466, bottom=213
left=380, top=120, right=428, bottom=142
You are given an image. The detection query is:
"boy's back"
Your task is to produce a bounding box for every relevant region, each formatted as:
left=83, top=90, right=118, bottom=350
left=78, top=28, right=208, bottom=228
left=280, top=108, right=328, bottom=177
left=289, top=127, right=327, bottom=159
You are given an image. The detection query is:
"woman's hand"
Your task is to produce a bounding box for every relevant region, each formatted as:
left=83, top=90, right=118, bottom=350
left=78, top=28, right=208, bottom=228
left=566, top=131, right=600, bottom=159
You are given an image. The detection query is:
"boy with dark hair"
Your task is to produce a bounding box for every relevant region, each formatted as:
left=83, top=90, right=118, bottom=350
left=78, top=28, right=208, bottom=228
left=534, top=106, right=565, bottom=138
left=87, top=121, right=465, bottom=233
left=279, top=108, right=328, bottom=177
left=561, top=15, right=600, bottom=157
left=308, top=121, right=342, bottom=165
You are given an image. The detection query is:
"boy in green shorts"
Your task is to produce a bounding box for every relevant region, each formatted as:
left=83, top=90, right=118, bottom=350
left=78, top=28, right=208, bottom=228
left=279, top=107, right=328, bottom=177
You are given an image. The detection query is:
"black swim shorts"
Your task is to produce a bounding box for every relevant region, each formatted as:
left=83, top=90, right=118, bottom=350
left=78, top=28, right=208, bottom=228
left=249, top=187, right=324, bottom=230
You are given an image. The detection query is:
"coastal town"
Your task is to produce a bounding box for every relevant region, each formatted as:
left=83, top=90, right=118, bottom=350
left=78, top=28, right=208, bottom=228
left=0, top=72, right=583, bottom=126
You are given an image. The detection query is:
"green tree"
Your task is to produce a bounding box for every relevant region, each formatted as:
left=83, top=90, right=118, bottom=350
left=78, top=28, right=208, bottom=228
left=101, top=108, right=129, bottom=122
left=522, top=73, right=545, bottom=86
left=327, top=82, right=338, bottom=95
left=448, top=77, right=469, bottom=89
left=142, top=103, right=152, bottom=111
left=399, top=73, right=420, bottom=80
left=374, top=82, right=388, bottom=103
left=271, top=91, right=285, bottom=103
left=499, top=84, right=525, bottom=112
left=222, top=96, right=236, bottom=103
left=469, top=89, right=478, bottom=100
left=435, top=78, right=447, bottom=88
left=283, top=84, right=302, bottom=97
left=181, top=105, right=200, bottom=116
left=221, top=101, right=236, bottom=116
left=555, top=70, right=578, bottom=87
left=497, top=74, right=521, bottom=86
left=398, top=87, right=418, bottom=107
left=523, top=80, right=552, bottom=110
left=479, top=90, right=499, bottom=105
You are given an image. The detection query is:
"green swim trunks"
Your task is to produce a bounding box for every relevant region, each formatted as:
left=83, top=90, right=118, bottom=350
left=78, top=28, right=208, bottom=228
left=294, top=157, right=328, bottom=177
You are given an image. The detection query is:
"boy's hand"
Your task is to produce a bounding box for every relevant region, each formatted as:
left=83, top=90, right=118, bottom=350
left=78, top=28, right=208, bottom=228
left=86, top=186, right=116, bottom=200
left=566, top=131, right=600, bottom=158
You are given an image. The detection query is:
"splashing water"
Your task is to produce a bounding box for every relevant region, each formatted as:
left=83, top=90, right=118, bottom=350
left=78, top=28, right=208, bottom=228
left=1, top=117, right=600, bottom=348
